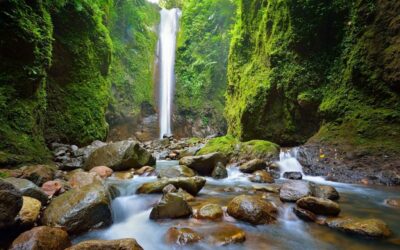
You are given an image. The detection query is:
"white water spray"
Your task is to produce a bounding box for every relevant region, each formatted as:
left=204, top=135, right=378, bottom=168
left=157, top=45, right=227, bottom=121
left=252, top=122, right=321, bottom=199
left=158, top=8, right=180, bottom=138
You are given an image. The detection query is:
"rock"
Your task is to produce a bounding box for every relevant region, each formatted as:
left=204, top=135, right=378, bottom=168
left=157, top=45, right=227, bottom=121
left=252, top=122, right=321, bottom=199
left=176, top=188, right=195, bottom=202
left=112, top=171, right=134, bottom=180
left=207, top=224, right=246, bottom=246
left=42, top=183, right=112, bottom=234
left=293, top=206, right=317, bottom=222
left=41, top=180, right=66, bottom=197
left=279, top=180, right=312, bottom=202
left=135, top=166, right=155, bottom=176
left=149, top=193, right=192, bottom=220
left=9, top=226, right=71, bottom=250
left=239, top=159, right=266, bottom=173
left=297, top=196, right=340, bottom=216
left=4, top=177, right=48, bottom=205
left=68, top=171, right=102, bottom=189
left=162, top=184, right=177, bottom=194
left=385, top=198, right=400, bottom=208
left=18, top=196, right=41, bottom=225
left=19, top=165, right=56, bottom=186
left=253, top=185, right=280, bottom=193
left=89, top=166, right=113, bottom=178
left=326, top=217, right=391, bottom=238
left=283, top=171, right=303, bottom=180
left=66, top=239, right=143, bottom=250
left=227, top=195, right=277, bottom=225
left=197, top=203, right=223, bottom=220
left=211, top=162, right=228, bottom=179
left=137, top=177, right=206, bottom=196
left=84, top=140, right=156, bottom=171
left=249, top=170, right=274, bottom=183
left=156, top=165, right=196, bottom=178
left=312, top=184, right=340, bottom=200
left=165, top=227, right=202, bottom=245
left=179, top=152, right=227, bottom=176
left=0, top=180, right=23, bottom=229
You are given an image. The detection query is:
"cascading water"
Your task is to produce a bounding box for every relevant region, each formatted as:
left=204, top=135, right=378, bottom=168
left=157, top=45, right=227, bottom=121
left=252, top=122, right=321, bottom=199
left=158, top=8, right=181, bottom=138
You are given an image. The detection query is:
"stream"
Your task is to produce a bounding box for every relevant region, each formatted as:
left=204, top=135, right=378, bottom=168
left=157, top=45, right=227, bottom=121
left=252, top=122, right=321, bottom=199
left=74, top=152, right=400, bottom=250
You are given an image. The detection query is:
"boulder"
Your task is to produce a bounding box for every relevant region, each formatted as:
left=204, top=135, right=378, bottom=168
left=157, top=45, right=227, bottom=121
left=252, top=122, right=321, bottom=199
left=279, top=180, right=312, bottom=202
left=19, top=165, right=56, bottom=186
left=41, top=180, right=68, bottom=197
left=135, top=166, right=155, bottom=176
left=253, top=185, right=280, bottom=194
left=0, top=180, right=23, bottom=229
left=156, top=165, right=196, bottom=178
left=385, top=198, right=400, bottom=208
left=207, top=224, right=246, bottom=246
left=197, top=203, right=223, bottom=220
left=293, top=206, right=317, bottom=222
left=112, top=171, right=134, bottom=180
left=326, top=217, right=391, bottom=238
left=297, top=197, right=340, bottom=216
left=162, top=184, right=177, bottom=194
left=227, top=195, right=277, bottom=225
left=211, top=162, right=228, bottom=179
left=66, top=239, right=143, bottom=250
left=283, top=171, right=303, bottom=180
left=312, top=184, right=340, bottom=200
left=165, top=227, right=202, bottom=245
left=176, top=188, right=195, bottom=202
left=68, top=171, right=102, bottom=189
left=4, top=177, right=48, bottom=205
left=9, top=226, right=71, bottom=250
left=42, top=183, right=112, bottom=234
left=249, top=170, right=274, bottom=183
left=179, top=153, right=227, bottom=176
left=149, top=193, right=192, bottom=220
left=239, top=159, right=266, bottom=173
left=137, top=177, right=206, bottom=196
left=89, top=166, right=113, bottom=178
left=18, top=196, right=41, bottom=225
left=84, top=140, right=155, bottom=171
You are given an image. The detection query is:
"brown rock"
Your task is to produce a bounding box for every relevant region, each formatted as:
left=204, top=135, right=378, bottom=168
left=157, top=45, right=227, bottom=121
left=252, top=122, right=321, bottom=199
left=297, top=196, right=340, bottom=216
left=113, top=171, right=134, bottom=180
left=293, top=206, right=317, bottom=222
left=165, top=227, right=202, bottom=245
left=162, top=184, right=177, bottom=194
left=176, top=188, right=195, bottom=202
left=41, top=180, right=64, bottom=197
left=253, top=185, right=280, bottom=193
left=137, top=177, right=206, bottom=196
left=312, top=184, right=340, bottom=200
left=135, top=166, right=155, bottom=176
left=239, top=159, right=266, bottom=173
left=326, top=217, right=391, bottom=238
left=227, top=195, right=277, bottom=225
left=19, top=165, right=56, bottom=186
left=249, top=170, right=274, bottom=183
left=0, top=180, right=23, bottom=229
left=197, top=203, right=223, bottom=220
left=385, top=198, right=400, bottom=208
left=89, top=166, right=113, bottom=178
left=279, top=180, right=312, bottom=202
left=66, top=239, right=142, bottom=250
left=9, top=226, right=71, bottom=250
left=68, top=171, right=102, bottom=189
left=156, top=165, right=195, bottom=178
left=179, top=153, right=227, bottom=176
left=150, top=193, right=192, bottom=220
left=18, top=196, right=41, bottom=225
left=207, top=224, right=246, bottom=246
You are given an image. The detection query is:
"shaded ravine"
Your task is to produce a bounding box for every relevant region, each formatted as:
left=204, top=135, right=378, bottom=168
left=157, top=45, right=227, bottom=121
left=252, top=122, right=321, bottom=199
left=74, top=157, right=400, bottom=249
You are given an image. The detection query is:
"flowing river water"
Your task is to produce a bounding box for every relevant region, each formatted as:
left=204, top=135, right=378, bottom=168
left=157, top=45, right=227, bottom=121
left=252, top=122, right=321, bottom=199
left=74, top=151, right=400, bottom=250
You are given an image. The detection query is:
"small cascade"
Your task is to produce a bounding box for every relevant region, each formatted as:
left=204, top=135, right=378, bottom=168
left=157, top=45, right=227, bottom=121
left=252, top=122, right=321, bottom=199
left=158, top=8, right=181, bottom=138
left=277, top=148, right=305, bottom=178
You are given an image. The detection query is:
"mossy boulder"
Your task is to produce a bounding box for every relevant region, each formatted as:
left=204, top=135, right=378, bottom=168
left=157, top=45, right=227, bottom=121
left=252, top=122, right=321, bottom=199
left=84, top=140, right=155, bottom=171
left=179, top=152, right=227, bottom=176
left=326, top=217, right=391, bottom=239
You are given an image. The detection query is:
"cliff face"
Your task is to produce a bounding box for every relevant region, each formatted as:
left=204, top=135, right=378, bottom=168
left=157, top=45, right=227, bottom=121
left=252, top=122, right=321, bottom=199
left=226, top=0, right=400, bottom=153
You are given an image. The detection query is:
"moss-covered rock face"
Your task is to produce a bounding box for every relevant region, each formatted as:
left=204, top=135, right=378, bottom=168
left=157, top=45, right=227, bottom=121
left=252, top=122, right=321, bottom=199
left=0, top=0, right=53, bottom=165
left=226, top=0, right=400, bottom=152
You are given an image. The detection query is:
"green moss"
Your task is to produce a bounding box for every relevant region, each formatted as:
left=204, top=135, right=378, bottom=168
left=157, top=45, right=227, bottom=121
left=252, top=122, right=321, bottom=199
left=197, top=135, right=238, bottom=156
left=0, top=171, right=8, bottom=179
left=187, top=137, right=202, bottom=145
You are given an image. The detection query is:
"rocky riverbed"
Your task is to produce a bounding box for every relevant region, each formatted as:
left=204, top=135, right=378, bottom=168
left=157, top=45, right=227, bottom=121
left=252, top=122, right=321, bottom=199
left=0, top=137, right=399, bottom=249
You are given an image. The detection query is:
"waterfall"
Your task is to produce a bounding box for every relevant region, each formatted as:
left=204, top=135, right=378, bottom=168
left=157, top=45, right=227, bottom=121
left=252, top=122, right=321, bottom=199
left=158, top=8, right=181, bottom=138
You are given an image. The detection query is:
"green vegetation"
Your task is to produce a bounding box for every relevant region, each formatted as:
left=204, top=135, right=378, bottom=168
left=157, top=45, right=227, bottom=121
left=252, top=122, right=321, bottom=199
left=175, top=0, right=236, bottom=132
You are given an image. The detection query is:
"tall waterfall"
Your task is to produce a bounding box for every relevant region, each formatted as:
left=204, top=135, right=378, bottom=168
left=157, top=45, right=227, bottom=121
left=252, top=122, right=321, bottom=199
left=158, top=8, right=180, bottom=138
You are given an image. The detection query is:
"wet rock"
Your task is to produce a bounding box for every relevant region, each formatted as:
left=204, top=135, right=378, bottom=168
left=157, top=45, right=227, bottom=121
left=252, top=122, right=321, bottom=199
left=211, top=162, right=228, bottom=179
left=89, top=166, right=113, bottom=178
left=66, top=239, right=142, bottom=250
left=150, top=193, right=192, bottom=220
left=112, top=171, right=134, bottom=180
left=0, top=180, right=23, bottom=229
left=165, top=227, right=202, bottom=245
left=9, top=226, right=71, bottom=250
left=68, top=171, right=102, bottom=189
left=19, top=165, right=56, bottom=186
left=227, top=195, right=277, bottom=225
left=156, top=165, right=196, bottom=178
left=249, top=170, right=274, bottom=183
left=42, top=183, right=112, bottom=234
left=239, top=159, right=266, bottom=173
left=326, top=217, right=391, bottom=238
left=385, top=198, right=400, bottom=208
left=179, top=152, right=227, bottom=176
left=137, top=177, right=206, bottom=196
left=293, top=206, right=317, bottom=222
left=4, top=177, right=48, bottom=205
left=297, top=196, right=340, bottom=216
left=84, top=140, right=156, bottom=171
left=41, top=180, right=68, bottom=197
left=176, top=188, right=195, bottom=202
left=197, top=203, right=223, bottom=220
left=162, top=184, right=177, bottom=194
left=283, top=171, right=302, bottom=180
left=135, top=166, right=155, bottom=176
left=279, top=180, right=312, bottom=202
left=253, top=185, right=280, bottom=193
left=18, top=196, right=41, bottom=225
left=312, top=184, right=340, bottom=200
left=208, top=224, right=246, bottom=246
